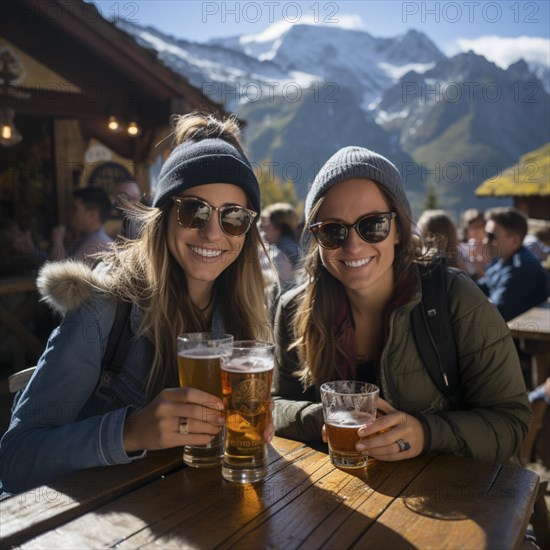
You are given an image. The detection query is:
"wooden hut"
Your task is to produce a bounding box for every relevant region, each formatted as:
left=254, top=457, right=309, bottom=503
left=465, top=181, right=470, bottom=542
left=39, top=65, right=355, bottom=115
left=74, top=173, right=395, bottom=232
left=0, top=0, right=226, bottom=382
left=0, top=0, right=224, bottom=242
left=476, top=143, right=550, bottom=220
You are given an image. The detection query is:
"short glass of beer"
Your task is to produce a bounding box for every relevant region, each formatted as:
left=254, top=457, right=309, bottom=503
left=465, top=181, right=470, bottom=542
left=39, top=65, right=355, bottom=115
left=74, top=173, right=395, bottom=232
left=320, top=381, right=379, bottom=469
left=221, top=340, right=274, bottom=484
left=177, top=332, right=233, bottom=468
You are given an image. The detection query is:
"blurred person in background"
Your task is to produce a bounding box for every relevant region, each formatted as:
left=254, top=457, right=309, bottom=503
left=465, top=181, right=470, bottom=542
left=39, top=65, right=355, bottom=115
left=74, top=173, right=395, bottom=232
left=476, top=207, right=548, bottom=321
left=0, top=219, right=48, bottom=277
left=417, top=209, right=467, bottom=271
left=259, top=202, right=302, bottom=291
left=114, top=180, right=147, bottom=239
left=50, top=187, right=114, bottom=265
left=459, top=208, right=489, bottom=280
left=523, top=223, right=550, bottom=265
left=115, top=180, right=142, bottom=205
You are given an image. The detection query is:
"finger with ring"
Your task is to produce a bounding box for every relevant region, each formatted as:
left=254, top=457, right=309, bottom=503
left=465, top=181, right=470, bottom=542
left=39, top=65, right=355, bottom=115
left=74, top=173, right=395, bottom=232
left=396, top=438, right=411, bottom=453
left=179, top=417, right=189, bottom=435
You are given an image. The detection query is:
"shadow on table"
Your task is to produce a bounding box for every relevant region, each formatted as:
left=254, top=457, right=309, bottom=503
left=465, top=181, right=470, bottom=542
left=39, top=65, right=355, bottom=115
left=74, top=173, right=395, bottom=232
left=9, top=444, right=417, bottom=548
left=93, top=448, right=417, bottom=549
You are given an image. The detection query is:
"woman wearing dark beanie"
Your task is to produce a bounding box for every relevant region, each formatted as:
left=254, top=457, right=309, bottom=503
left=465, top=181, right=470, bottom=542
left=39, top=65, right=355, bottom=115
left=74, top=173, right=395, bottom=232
left=272, top=146, right=531, bottom=464
left=0, top=112, right=272, bottom=494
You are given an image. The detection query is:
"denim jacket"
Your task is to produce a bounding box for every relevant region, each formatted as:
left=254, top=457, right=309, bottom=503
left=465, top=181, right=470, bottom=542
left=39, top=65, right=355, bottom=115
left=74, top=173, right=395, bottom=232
left=0, top=261, right=224, bottom=495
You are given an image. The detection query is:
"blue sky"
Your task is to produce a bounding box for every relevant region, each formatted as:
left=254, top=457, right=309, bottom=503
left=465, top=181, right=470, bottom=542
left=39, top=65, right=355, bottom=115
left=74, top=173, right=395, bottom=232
left=92, top=1, right=550, bottom=67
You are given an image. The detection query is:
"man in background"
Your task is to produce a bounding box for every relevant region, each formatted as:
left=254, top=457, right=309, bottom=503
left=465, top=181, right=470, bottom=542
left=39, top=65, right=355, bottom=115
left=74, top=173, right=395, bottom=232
left=50, top=187, right=113, bottom=264
left=476, top=207, right=548, bottom=321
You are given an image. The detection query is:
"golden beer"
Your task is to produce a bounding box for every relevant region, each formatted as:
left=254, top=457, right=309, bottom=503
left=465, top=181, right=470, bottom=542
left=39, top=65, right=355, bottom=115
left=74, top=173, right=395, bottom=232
left=320, top=381, right=379, bottom=470
left=221, top=344, right=274, bottom=484
left=177, top=333, right=233, bottom=468
left=325, top=411, right=374, bottom=469
left=177, top=351, right=223, bottom=398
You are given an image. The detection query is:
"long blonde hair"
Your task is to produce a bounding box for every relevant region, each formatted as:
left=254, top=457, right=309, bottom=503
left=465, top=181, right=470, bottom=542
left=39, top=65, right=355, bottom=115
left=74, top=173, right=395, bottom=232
left=292, top=184, right=423, bottom=388
left=103, top=112, right=270, bottom=399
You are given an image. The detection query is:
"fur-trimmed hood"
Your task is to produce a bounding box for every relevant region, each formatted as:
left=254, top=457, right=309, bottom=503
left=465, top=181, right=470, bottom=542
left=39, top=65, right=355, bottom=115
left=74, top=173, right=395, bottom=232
left=37, top=260, right=113, bottom=315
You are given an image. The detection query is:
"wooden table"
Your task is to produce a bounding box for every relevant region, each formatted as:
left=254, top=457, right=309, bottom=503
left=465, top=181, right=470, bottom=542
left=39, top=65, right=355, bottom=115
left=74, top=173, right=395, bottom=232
left=0, top=437, right=541, bottom=549
left=508, top=303, right=550, bottom=387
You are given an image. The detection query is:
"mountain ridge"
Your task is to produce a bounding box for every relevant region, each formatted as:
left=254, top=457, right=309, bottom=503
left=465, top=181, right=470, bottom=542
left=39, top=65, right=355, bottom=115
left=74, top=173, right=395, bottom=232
left=115, top=19, right=549, bottom=218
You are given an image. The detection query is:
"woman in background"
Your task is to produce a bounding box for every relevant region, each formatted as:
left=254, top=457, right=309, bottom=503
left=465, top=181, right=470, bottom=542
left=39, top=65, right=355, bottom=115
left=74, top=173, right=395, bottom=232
left=260, top=202, right=302, bottom=291
left=417, top=209, right=467, bottom=271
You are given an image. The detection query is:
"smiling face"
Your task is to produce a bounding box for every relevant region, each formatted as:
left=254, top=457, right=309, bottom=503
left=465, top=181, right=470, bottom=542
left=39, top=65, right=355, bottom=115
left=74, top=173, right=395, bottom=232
left=314, top=178, right=399, bottom=299
left=167, top=183, right=249, bottom=293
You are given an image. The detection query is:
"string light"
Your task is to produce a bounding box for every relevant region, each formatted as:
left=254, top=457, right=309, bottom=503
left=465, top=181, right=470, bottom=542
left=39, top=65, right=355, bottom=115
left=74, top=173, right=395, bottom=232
left=0, top=108, right=22, bottom=147
left=127, top=120, right=140, bottom=137
left=107, top=115, right=121, bottom=132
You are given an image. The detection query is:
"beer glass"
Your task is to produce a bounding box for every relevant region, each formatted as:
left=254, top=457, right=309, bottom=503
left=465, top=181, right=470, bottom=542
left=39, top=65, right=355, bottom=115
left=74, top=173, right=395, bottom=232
left=177, top=332, right=233, bottom=467
left=221, top=341, right=274, bottom=484
left=320, top=381, right=379, bottom=469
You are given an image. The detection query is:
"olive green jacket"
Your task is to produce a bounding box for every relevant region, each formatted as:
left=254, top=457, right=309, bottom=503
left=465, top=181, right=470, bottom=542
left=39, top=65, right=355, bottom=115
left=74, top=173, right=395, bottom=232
left=272, top=266, right=532, bottom=463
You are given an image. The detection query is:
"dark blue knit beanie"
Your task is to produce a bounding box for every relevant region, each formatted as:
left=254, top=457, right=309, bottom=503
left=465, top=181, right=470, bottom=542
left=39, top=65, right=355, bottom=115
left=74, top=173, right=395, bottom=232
left=152, top=138, right=260, bottom=213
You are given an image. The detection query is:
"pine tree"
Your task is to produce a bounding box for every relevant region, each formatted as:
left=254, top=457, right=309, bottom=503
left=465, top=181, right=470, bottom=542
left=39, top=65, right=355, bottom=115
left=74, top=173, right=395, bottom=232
left=423, top=184, right=439, bottom=210
left=255, top=161, right=299, bottom=210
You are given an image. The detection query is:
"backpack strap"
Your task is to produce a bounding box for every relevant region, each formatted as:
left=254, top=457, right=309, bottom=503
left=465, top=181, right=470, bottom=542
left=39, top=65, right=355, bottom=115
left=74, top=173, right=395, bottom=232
left=94, top=300, right=133, bottom=404
left=411, top=259, right=460, bottom=405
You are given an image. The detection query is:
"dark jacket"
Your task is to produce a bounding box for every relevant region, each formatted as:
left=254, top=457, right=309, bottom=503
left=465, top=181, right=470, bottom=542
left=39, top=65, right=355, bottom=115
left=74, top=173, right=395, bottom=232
left=476, top=245, right=548, bottom=321
left=272, top=265, right=532, bottom=463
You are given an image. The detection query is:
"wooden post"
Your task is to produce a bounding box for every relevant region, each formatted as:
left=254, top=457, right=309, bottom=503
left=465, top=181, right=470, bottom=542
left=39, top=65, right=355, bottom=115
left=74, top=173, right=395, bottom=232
left=53, top=120, right=85, bottom=226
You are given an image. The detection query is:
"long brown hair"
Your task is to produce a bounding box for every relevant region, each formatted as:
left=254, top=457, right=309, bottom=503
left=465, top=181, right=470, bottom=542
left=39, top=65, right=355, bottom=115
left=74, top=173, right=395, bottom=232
left=292, top=182, right=422, bottom=388
left=103, top=112, right=270, bottom=399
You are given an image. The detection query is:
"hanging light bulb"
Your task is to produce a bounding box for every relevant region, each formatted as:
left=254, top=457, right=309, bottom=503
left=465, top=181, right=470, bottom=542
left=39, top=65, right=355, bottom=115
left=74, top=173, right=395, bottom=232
left=107, top=114, right=121, bottom=132
left=127, top=119, right=140, bottom=137
left=0, top=108, right=22, bottom=147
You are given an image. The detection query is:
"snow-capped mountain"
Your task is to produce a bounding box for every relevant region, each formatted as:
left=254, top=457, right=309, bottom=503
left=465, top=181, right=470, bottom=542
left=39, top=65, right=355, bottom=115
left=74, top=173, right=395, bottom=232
left=117, top=21, right=320, bottom=108
left=118, top=20, right=443, bottom=110
left=210, top=25, right=444, bottom=109
left=115, top=19, right=548, bottom=216
left=375, top=52, right=549, bottom=210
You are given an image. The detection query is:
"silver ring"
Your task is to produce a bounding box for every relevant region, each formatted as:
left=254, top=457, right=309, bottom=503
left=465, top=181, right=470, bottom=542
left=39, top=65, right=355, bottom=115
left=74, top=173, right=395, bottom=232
left=396, top=439, right=411, bottom=453
left=179, top=417, right=189, bottom=435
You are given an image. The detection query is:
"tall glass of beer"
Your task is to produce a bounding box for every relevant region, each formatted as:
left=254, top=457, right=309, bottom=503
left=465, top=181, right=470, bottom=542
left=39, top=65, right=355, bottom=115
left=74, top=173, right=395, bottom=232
left=177, top=332, right=233, bottom=467
left=221, top=341, right=274, bottom=484
left=320, top=381, right=379, bottom=469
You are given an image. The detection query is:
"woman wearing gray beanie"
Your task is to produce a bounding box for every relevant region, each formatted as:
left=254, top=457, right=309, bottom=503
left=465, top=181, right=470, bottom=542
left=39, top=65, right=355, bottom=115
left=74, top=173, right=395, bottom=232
left=272, top=146, right=531, bottom=464
left=1, top=112, right=272, bottom=494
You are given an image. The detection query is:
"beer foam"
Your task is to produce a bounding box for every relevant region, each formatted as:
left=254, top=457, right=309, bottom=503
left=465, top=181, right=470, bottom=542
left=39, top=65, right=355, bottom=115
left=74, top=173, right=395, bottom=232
left=180, top=348, right=230, bottom=360
left=222, top=357, right=273, bottom=373
left=327, top=410, right=374, bottom=427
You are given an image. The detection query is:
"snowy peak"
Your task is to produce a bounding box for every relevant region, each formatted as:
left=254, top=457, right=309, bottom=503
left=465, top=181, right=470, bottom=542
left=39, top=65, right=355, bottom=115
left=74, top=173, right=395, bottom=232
left=208, top=22, right=444, bottom=108
left=211, top=22, right=444, bottom=69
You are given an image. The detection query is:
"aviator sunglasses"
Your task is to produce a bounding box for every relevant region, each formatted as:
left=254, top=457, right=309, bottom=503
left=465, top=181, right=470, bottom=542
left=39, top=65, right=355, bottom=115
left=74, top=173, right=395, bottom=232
left=310, top=212, right=397, bottom=249
left=172, top=196, right=258, bottom=237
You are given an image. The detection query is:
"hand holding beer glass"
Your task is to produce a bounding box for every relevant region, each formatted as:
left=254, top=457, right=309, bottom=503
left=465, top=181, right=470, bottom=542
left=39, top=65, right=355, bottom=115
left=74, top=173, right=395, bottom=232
left=177, top=333, right=233, bottom=467
left=221, top=341, right=274, bottom=484
left=320, top=381, right=379, bottom=469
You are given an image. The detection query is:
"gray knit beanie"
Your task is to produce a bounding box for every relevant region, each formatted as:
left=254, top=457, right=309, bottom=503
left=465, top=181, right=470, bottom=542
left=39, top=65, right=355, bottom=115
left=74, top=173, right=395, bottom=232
left=304, top=146, right=411, bottom=221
